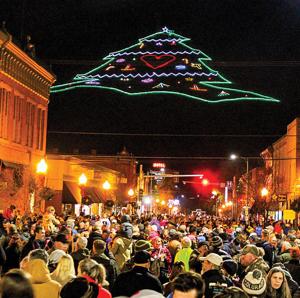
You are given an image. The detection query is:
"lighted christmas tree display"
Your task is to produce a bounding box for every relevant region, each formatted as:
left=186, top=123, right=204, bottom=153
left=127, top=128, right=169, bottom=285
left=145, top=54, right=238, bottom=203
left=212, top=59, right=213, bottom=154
left=51, top=27, right=279, bottom=103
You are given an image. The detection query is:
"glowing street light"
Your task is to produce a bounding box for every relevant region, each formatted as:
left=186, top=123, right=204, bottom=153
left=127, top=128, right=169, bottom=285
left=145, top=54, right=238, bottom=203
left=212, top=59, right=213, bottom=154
left=144, top=196, right=152, bottom=205
left=128, top=188, right=135, bottom=197
left=230, top=153, right=249, bottom=208
left=261, top=187, right=269, bottom=197
left=102, top=180, right=111, bottom=190
left=78, top=173, right=88, bottom=186
left=36, top=158, right=47, bottom=174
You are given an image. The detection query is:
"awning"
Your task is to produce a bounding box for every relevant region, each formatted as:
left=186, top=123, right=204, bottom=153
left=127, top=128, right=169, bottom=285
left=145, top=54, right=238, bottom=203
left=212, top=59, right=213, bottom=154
left=62, top=181, right=81, bottom=204
left=62, top=181, right=103, bottom=204
left=0, top=159, right=22, bottom=169
left=84, top=186, right=103, bottom=204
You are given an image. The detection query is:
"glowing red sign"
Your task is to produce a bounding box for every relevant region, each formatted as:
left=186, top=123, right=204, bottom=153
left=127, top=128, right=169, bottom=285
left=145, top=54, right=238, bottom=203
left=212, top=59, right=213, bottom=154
left=140, top=54, right=176, bottom=69
left=153, top=163, right=166, bottom=168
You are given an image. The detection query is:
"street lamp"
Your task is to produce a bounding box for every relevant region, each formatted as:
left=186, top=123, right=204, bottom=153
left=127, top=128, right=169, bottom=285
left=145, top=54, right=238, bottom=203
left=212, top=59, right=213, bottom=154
left=36, top=158, right=48, bottom=174
left=78, top=174, right=87, bottom=210
left=128, top=188, right=135, bottom=197
left=230, top=154, right=249, bottom=208
left=261, top=187, right=269, bottom=197
left=102, top=180, right=111, bottom=209
left=35, top=158, right=48, bottom=212
left=103, top=180, right=111, bottom=190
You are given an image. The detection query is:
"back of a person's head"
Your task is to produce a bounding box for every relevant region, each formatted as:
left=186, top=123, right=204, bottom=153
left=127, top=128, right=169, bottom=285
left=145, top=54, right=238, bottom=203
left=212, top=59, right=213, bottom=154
left=0, top=269, right=34, bottom=298
left=77, top=236, right=88, bottom=250
left=78, top=258, right=102, bottom=283
left=172, top=272, right=205, bottom=298
left=170, top=261, right=185, bottom=280
left=52, top=254, right=75, bottom=278
left=60, top=277, right=98, bottom=298
left=214, top=286, right=249, bottom=298
left=28, top=248, right=49, bottom=264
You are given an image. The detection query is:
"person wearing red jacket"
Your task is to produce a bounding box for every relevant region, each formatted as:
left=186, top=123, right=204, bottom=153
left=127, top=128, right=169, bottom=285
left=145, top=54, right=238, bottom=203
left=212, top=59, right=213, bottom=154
left=78, top=258, right=112, bottom=298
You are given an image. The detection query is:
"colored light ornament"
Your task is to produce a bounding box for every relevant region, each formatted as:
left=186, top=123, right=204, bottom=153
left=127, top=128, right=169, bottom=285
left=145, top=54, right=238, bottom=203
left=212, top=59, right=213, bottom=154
left=191, top=63, right=202, bottom=70
left=85, top=81, right=100, bottom=85
left=121, top=64, right=135, bottom=71
left=152, top=83, right=170, bottom=89
left=170, top=40, right=176, bottom=45
left=156, top=42, right=163, bottom=46
left=141, top=78, right=154, bottom=83
left=185, top=77, right=194, bottom=81
left=108, top=50, right=201, bottom=57
left=105, top=65, right=115, bottom=71
left=190, top=84, right=208, bottom=92
left=175, top=65, right=186, bottom=70
left=140, top=54, right=176, bottom=69
left=51, top=28, right=279, bottom=103
left=218, top=90, right=230, bottom=96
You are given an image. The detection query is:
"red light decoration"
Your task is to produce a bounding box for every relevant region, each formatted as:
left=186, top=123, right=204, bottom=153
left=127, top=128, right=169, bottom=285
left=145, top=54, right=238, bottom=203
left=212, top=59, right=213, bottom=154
left=140, top=54, right=176, bottom=69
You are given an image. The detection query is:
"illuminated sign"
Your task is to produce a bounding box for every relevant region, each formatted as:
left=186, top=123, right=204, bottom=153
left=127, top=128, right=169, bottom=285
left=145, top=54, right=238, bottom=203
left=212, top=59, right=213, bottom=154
left=153, top=162, right=166, bottom=168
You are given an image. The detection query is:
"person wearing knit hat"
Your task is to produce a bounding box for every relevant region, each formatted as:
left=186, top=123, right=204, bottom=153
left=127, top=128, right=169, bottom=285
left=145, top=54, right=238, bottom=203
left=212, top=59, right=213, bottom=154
left=211, top=235, right=229, bottom=256
left=242, top=269, right=266, bottom=297
left=222, top=259, right=238, bottom=277
left=111, top=250, right=163, bottom=297
left=211, top=235, right=222, bottom=247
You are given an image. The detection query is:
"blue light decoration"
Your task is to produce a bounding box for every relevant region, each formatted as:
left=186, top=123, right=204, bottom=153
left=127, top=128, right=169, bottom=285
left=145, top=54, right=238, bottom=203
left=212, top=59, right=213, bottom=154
left=51, top=27, right=279, bottom=103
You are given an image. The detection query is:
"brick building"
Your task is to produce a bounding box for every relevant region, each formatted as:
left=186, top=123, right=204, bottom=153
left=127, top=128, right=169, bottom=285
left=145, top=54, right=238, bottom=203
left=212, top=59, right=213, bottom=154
left=261, top=118, right=300, bottom=212
left=0, top=30, right=55, bottom=212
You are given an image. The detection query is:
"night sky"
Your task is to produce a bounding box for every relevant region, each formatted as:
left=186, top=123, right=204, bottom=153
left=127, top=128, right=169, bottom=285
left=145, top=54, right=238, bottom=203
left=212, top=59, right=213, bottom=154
left=1, top=0, right=300, bottom=175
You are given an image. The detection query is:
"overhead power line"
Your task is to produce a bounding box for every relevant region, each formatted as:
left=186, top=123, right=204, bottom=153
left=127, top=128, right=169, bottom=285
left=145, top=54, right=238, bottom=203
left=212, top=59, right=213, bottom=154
left=47, top=131, right=294, bottom=138
left=46, top=59, right=300, bottom=67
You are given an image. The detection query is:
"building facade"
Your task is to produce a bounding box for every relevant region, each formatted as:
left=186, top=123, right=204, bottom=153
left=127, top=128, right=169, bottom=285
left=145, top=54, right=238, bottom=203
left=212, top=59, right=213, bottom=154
left=261, top=118, right=300, bottom=211
left=45, top=151, right=137, bottom=216
left=0, top=30, right=55, bottom=212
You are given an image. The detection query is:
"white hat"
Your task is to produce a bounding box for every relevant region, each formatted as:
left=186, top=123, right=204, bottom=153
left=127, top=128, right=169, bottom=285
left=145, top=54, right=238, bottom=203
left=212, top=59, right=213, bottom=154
left=199, top=253, right=223, bottom=266
left=242, top=269, right=266, bottom=296
left=131, top=289, right=164, bottom=298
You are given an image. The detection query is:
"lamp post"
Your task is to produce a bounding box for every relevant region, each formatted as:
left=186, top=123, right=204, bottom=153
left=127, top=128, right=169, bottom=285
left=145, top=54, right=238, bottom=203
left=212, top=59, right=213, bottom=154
left=102, top=180, right=111, bottom=210
left=36, top=158, right=48, bottom=212
left=78, top=173, right=87, bottom=213
left=230, top=154, right=250, bottom=222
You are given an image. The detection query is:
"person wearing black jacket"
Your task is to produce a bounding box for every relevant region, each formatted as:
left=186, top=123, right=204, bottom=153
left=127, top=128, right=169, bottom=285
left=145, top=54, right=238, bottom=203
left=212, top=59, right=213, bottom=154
left=20, top=226, right=46, bottom=260
left=111, top=250, right=163, bottom=297
left=70, top=236, right=89, bottom=274
left=91, top=239, right=119, bottom=291
left=200, top=253, right=233, bottom=298
left=87, top=226, right=102, bottom=250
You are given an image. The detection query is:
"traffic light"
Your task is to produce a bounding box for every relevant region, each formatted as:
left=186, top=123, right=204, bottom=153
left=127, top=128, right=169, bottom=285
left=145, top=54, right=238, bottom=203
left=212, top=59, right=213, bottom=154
left=202, top=179, right=209, bottom=186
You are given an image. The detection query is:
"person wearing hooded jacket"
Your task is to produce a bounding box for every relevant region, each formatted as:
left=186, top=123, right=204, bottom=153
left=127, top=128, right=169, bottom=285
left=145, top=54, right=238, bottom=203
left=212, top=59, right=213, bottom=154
left=109, top=218, right=133, bottom=271
left=24, top=258, right=61, bottom=298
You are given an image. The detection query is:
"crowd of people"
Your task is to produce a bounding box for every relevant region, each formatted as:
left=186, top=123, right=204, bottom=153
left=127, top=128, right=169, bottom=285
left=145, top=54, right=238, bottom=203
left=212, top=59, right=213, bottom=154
left=0, top=204, right=299, bottom=298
